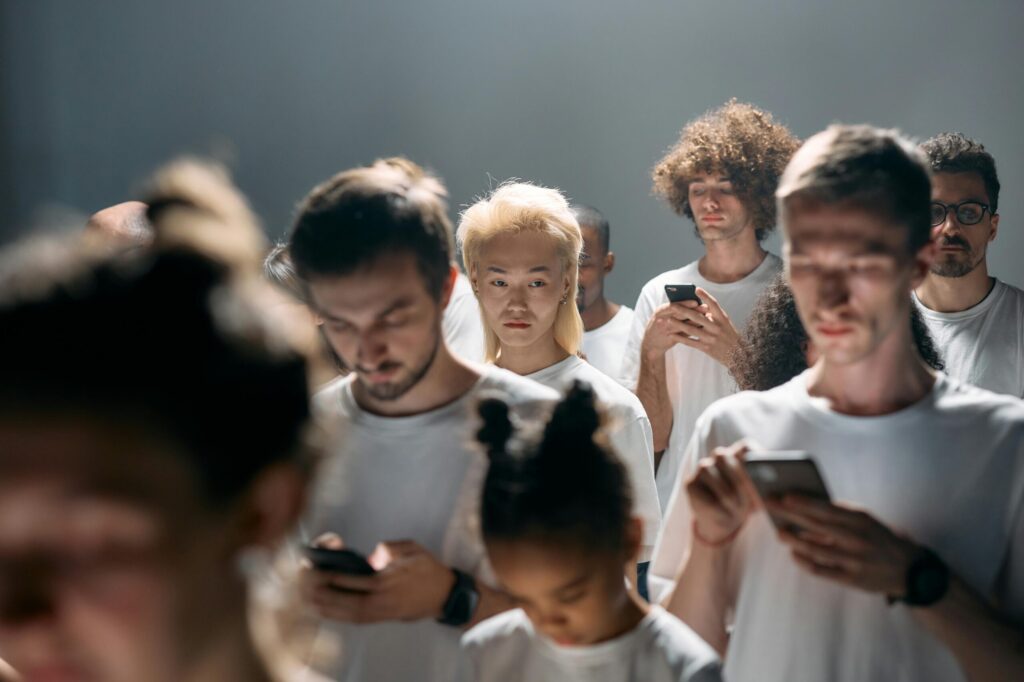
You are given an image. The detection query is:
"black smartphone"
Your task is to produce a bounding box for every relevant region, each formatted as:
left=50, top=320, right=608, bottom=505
left=664, top=283, right=703, bottom=305
left=743, top=451, right=831, bottom=533
left=305, top=546, right=376, bottom=575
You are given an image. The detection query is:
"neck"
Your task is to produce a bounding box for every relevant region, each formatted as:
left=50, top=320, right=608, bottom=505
left=697, top=230, right=767, bottom=283
left=352, top=342, right=480, bottom=417
left=807, top=325, right=935, bottom=416
left=580, top=296, right=620, bottom=332
left=496, top=333, right=569, bottom=376
left=915, top=260, right=993, bottom=313
left=595, top=587, right=649, bottom=645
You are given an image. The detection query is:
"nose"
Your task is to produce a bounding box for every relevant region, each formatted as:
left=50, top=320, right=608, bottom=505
left=817, top=269, right=850, bottom=311
left=356, top=328, right=388, bottom=369
left=535, top=606, right=569, bottom=631
left=507, top=284, right=528, bottom=312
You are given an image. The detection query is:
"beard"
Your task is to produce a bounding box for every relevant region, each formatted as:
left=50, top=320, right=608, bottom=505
left=357, top=327, right=441, bottom=401
left=930, top=236, right=979, bottom=278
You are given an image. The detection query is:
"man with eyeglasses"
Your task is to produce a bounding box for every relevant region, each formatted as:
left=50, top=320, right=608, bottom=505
left=914, top=132, right=1024, bottom=397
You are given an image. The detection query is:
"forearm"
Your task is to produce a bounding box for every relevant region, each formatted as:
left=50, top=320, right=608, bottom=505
left=636, top=351, right=673, bottom=453
left=912, top=575, right=1024, bottom=681
left=665, top=542, right=733, bottom=656
left=464, top=582, right=516, bottom=630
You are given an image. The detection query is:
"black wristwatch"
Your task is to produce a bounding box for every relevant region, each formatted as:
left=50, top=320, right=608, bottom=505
left=437, top=568, right=479, bottom=627
left=891, top=547, right=950, bottom=607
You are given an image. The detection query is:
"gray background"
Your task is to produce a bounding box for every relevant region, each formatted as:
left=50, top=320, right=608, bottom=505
left=2, top=0, right=1022, bottom=304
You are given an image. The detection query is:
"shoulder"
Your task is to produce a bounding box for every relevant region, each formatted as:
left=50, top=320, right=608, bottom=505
left=996, top=279, right=1024, bottom=309
left=933, top=373, right=1024, bottom=424
left=643, top=607, right=723, bottom=681
left=461, top=609, right=533, bottom=655
left=310, top=374, right=356, bottom=418
left=576, top=361, right=648, bottom=416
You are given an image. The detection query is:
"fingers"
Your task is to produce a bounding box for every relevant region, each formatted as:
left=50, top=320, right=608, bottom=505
left=696, top=287, right=729, bottom=321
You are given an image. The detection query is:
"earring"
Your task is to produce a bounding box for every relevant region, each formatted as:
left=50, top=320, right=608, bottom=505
left=559, top=296, right=568, bottom=305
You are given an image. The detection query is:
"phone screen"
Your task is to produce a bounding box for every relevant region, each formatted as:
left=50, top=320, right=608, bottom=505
left=743, top=451, right=831, bottom=532
left=305, top=546, right=377, bottom=575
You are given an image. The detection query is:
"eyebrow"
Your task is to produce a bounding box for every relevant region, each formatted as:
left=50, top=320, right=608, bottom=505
left=485, top=265, right=552, bottom=274
left=552, top=573, right=590, bottom=595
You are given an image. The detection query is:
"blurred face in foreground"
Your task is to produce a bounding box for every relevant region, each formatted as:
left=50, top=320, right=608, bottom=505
left=0, top=415, right=251, bottom=682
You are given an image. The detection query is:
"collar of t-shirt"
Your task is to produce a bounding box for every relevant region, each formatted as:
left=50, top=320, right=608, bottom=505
left=685, top=251, right=781, bottom=294
left=585, top=305, right=631, bottom=339
left=533, top=607, right=665, bottom=666
left=333, top=369, right=489, bottom=431
left=913, top=278, right=1005, bottom=323
left=524, top=354, right=586, bottom=385
left=785, top=368, right=949, bottom=433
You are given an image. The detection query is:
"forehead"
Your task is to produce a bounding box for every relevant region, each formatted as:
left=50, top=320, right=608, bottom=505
left=0, top=416, right=200, bottom=526
left=308, top=251, right=432, bottom=316
left=478, top=231, right=564, bottom=269
left=932, top=171, right=988, bottom=202
left=579, top=226, right=603, bottom=253
left=487, top=540, right=591, bottom=593
left=689, top=172, right=731, bottom=185
left=784, top=203, right=908, bottom=255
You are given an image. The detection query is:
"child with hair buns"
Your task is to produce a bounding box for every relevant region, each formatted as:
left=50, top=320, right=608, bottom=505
left=460, top=382, right=722, bottom=682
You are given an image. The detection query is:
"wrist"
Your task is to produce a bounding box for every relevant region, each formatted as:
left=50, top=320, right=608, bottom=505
left=692, top=519, right=741, bottom=548
left=437, top=568, right=479, bottom=627
left=888, top=546, right=949, bottom=608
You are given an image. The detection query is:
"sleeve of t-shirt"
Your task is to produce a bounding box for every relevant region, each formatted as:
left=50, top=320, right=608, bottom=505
left=609, top=411, right=662, bottom=561
left=647, top=422, right=710, bottom=604
left=620, top=282, right=659, bottom=391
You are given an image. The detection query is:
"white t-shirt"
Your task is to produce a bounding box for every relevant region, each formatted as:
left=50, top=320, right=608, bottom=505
left=649, top=371, right=1024, bottom=682
left=526, top=355, right=662, bottom=559
left=913, top=278, right=1024, bottom=397
left=620, top=254, right=782, bottom=510
left=460, top=607, right=722, bottom=682
left=582, top=305, right=635, bottom=380
left=303, top=366, right=557, bottom=682
left=445, top=272, right=487, bottom=363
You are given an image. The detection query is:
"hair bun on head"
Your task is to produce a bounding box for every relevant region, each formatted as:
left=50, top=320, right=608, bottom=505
left=476, top=395, right=514, bottom=458
left=546, top=380, right=601, bottom=445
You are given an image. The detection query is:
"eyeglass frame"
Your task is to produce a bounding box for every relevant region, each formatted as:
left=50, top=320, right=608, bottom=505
left=930, top=200, right=993, bottom=227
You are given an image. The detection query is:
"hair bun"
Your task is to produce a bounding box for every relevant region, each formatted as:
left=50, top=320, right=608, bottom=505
left=477, top=395, right=514, bottom=458
left=545, top=380, right=600, bottom=445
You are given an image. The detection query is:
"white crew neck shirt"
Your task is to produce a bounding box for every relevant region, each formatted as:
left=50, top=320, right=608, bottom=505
left=460, top=606, right=722, bottom=682
left=649, top=370, right=1024, bottom=682
left=582, top=305, right=634, bottom=380
left=913, top=278, right=1024, bottom=397
left=526, top=355, right=662, bottom=559
left=444, top=272, right=487, bottom=363
left=303, top=366, right=557, bottom=682
left=620, top=253, right=782, bottom=509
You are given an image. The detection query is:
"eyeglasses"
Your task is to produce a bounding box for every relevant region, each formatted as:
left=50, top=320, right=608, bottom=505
left=930, top=201, right=991, bottom=227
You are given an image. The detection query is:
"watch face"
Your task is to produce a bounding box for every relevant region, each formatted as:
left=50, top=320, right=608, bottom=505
left=907, top=552, right=949, bottom=606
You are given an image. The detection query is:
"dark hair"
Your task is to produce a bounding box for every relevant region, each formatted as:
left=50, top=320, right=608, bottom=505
left=289, top=157, right=453, bottom=300
left=263, top=242, right=306, bottom=303
left=778, top=124, right=932, bottom=253
left=476, top=381, right=632, bottom=554
left=920, top=132, right=1000, bottom=213
left=652, top=100, right=800, bottom=241
left=0, top=236, right=314, bottom=505
left=570, top=203, right=610, bottom=253
left=730, top=275, right=944, bottom=391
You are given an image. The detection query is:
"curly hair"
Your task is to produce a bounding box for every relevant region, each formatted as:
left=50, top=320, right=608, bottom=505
left=652, top=100, right=800, bottom=241
left=920, top=132, right=1000, bottom=213
left=730, top=275, right=944, bottom=391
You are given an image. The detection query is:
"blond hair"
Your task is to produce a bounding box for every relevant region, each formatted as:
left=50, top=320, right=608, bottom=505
left=457, top=182, right=583, bottom=362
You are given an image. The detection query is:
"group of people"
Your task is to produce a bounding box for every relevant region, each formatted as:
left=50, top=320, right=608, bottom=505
left=0, top=100, right=1022, bottom=682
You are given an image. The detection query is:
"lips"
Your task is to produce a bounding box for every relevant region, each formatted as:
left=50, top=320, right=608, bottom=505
left=816, top=325, right=853, bottom=337
left=503, top=321, right=531, bottom=329
left=702, top=215, right=724, bottom=222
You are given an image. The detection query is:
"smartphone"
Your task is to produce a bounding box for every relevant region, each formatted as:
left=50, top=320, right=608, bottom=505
left=743, top=451, right=831, bottom=533
left=664, top=283, right=703, bottom=305
left=304, top=546, right=376, bottom=575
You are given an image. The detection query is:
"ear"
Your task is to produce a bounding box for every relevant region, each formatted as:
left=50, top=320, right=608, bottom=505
left=469, top=263, right=480, bottom=295
left=440, top=264, right=459, bottom=310
left=604, top=250, right=615, bottom=275
left=910, top=239, right=937, bottom=290
left=231, top=462, right=308, bottom=551
left=989, top=213, right=999, bottom=243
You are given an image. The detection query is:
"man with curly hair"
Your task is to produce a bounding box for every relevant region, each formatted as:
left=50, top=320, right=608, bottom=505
left=620, top=100, right=800, bottom=509
left=913, top=132, right=1024, bottom=397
